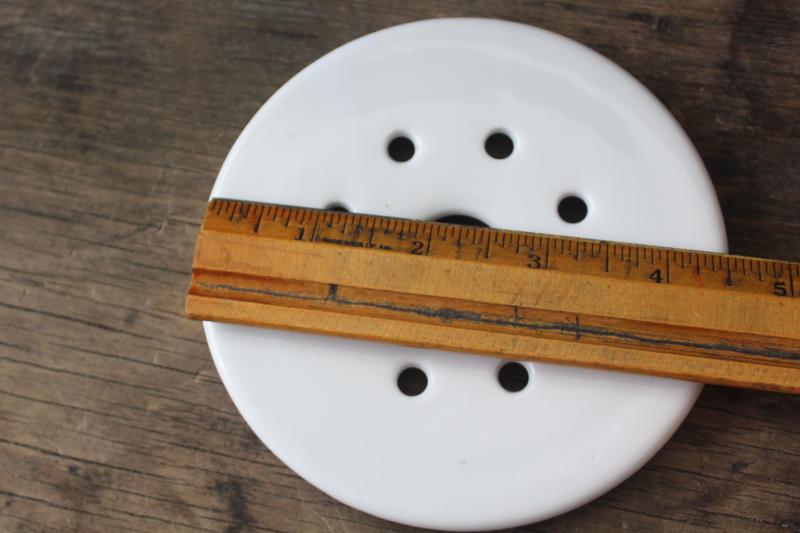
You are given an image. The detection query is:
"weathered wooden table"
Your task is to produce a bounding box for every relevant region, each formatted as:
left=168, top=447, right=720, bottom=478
left=2, top=2, right=799, bottom=531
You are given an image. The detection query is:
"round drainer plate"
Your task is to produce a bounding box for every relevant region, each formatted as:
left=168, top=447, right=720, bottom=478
left=205, top=18, right=727, bottom=531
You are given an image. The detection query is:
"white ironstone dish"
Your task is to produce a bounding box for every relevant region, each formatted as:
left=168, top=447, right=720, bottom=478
left=205, top=18, right=726, bottom=531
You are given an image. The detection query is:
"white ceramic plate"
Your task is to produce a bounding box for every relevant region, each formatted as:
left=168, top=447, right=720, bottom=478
left=205, top=18, right=727, bottom=531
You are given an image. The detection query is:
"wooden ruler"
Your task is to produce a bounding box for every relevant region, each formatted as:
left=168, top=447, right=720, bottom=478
left=186, top=199, right=800, bottom=394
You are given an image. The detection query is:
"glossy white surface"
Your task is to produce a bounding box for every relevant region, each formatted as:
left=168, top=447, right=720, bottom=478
left=206, top=18, right=727, bottom=530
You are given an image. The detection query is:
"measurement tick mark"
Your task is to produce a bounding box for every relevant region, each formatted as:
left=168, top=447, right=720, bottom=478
left=253, top=208, right=264, bottom=233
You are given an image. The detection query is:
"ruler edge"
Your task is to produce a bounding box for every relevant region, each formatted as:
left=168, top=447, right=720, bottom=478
left=187, top=293, right=800, bottom=394
left=206, top=198, right=800, bottom=271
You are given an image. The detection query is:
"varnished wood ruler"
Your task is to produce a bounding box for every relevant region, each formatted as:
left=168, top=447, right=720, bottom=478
left=186, top=199, right=800, bottom=394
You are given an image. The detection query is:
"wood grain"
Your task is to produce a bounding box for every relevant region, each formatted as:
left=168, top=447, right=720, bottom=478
left=1, top=1, right=799, bottom=531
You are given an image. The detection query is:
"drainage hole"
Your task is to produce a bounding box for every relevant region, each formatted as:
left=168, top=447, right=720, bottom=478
left=498, top=362, right=529, bottom=392
left=484, top=131, right=514, bottom=159
left=557, top=195, right=588, bottom=224
left=397, top=366, right=428, bottom=396
left=387, top=135, right=415, bottom=162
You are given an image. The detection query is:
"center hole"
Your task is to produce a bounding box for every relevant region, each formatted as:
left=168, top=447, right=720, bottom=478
left=324, top=202, right=350, bottom=213
left=397, top=367, right=428, bottom=396
left=433, top=214, right=489, bottom=227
